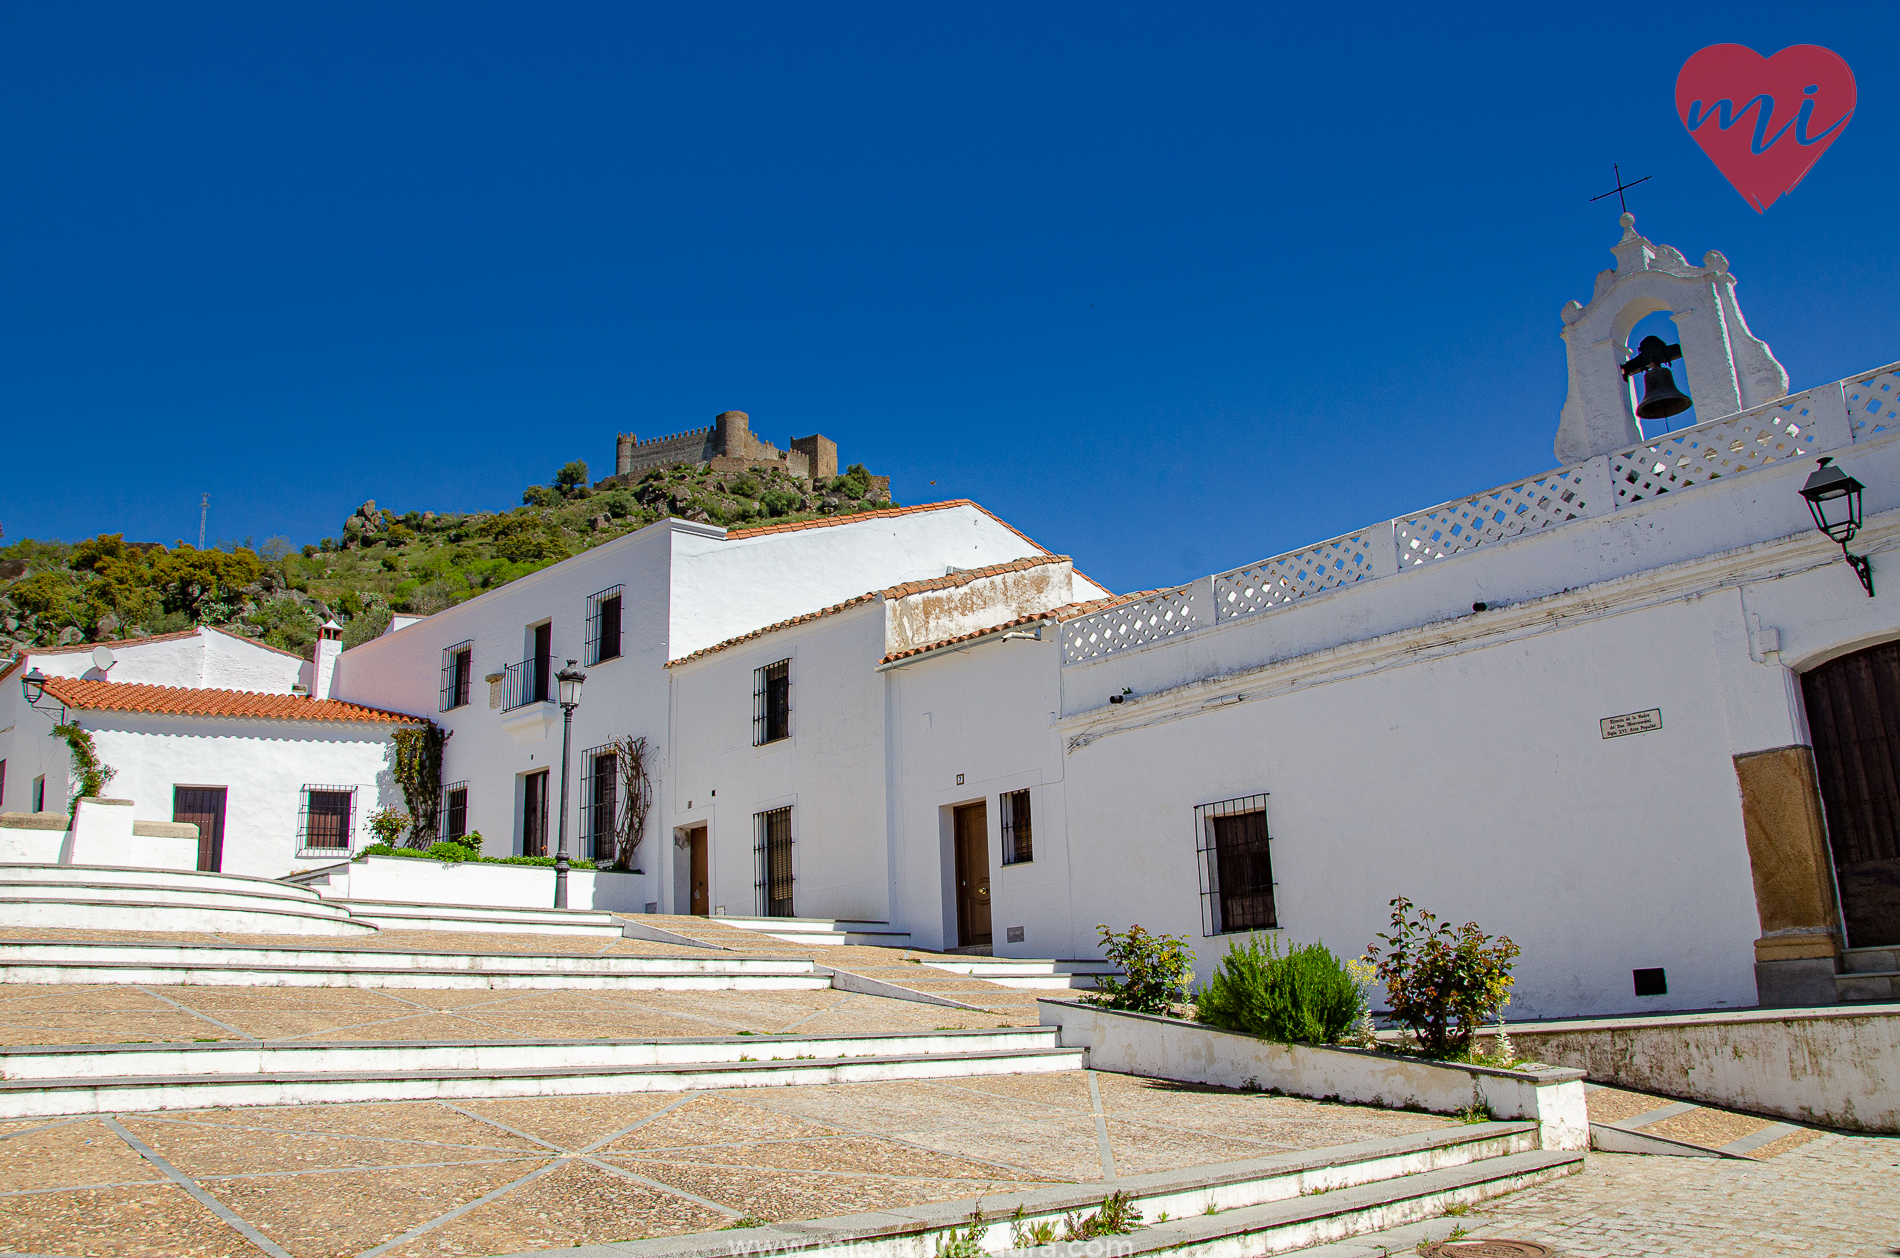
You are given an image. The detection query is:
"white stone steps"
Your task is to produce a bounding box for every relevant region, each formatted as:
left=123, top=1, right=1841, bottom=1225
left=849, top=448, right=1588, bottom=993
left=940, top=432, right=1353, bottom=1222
left=337, top=898, right=629, bottom=937
left=0, top=863, right=379, bottom=936
left=0, top=941, right=829, bottom=990
left=0, top=1026, right=1060, bottom=1080
left=0, top=863, right=331, bottom=902
left=712, top=916, right=913, bottom=947
left=0, top=1045, right=1083, bottom=1119
left=0, top=895, right=376, bottom=937
left=491, top=1123, right=1572, bottom=1258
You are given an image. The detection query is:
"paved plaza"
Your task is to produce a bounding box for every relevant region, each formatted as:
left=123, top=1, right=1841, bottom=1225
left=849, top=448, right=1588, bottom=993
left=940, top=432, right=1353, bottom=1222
left=0, top=1068, right=1453, bottom=1257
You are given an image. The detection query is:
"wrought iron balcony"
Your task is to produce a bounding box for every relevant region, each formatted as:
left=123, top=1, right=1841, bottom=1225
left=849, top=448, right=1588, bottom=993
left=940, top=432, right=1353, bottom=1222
left=499, top=658, right=551, bottom=712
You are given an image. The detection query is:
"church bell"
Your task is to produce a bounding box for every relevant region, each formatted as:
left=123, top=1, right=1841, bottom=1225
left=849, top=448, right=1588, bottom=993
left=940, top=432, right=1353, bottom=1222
left=1635, top=364, right=1692, bottom=420
left=1621, top=334, right=1693, bottom=421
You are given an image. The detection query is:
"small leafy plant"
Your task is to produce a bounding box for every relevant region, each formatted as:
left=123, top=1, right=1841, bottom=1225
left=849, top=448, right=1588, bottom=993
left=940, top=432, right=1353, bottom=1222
left=1085, top=924, right=1195, bottom=1015
left=50, top=722, right=115, bottom=811
left=1366, top=897, right=1520, bottom=1058
left=1009, top=1206, right=1058, bottom=1248
left=1194, top=934, right=1364, bottom=1045
left=367, top=807, right=411, bottom=845
left=935, top=1206, right=986, bottom=1258
left=1060, top=1191, right=1142, bottom=1240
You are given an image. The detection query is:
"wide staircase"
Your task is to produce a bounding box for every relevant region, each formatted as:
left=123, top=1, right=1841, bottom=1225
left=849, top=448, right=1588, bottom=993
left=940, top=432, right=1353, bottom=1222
left=0, top=1024, right=1080, bottom=1120
left=0, top=863, right=376, bottom=935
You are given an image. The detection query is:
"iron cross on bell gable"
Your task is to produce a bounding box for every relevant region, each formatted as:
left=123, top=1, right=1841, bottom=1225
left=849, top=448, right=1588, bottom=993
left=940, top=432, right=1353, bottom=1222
left=1590, top=163, right=1652, bottom=213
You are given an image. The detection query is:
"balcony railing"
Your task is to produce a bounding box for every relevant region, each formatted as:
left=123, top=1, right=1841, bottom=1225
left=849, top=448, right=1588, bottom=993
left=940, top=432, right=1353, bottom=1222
left=500, top=658, right=551, bottom=712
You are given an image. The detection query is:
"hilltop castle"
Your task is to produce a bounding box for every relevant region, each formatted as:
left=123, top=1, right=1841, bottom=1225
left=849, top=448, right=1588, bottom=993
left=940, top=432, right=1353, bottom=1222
left=599, top=411, right=887, bottom=499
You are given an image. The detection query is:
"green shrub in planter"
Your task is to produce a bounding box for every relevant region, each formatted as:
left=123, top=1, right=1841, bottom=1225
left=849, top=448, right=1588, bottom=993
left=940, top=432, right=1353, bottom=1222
left=1084, top=924, right=1195, bottom=1015
left=1195, top=934, right=1364, bottom=1045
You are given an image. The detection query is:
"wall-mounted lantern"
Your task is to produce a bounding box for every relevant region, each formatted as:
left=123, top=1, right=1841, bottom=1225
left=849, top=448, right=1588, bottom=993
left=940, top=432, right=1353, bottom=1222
left=1799, top=457, right=1874, bottom=597
left=21, top=667, right=48, bottom=707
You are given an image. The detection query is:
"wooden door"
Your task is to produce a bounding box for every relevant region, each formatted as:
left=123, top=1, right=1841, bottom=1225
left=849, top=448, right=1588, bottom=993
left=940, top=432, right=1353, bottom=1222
left=689, top=827, right=709, bottom=916
left=1804, top=641, right=1900, bottom=946
left=174, top=787, right=227, bottom=873
left=522, top=770, right=549, bottom=857
left=953, top=802, right=992, bottom=947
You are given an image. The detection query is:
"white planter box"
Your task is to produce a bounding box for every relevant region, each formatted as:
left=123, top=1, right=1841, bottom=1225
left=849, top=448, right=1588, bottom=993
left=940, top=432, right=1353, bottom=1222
left=326, top=853, right=645, bottom=912
left=1040, top=1000, right=1588, bottom=1151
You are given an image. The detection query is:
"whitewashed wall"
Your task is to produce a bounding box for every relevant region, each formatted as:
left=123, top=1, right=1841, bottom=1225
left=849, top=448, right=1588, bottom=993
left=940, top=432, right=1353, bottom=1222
left=330, top=506, right=1051, bottom=909
left=667, top=506, right=1049, bottom=659
left=666, top=602, right=891, bottom=920
left=884, top=631, right=1070, bottom=955
left=82, top=712, right=399, bottom=878
left=331, top=523, right=677, bottom=889
left=17, top=628, right=304, bottom=692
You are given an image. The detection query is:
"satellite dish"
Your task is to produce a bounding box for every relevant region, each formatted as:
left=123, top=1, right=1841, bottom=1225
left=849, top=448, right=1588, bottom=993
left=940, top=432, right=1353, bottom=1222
left=91, top=646, right=116, bottom=672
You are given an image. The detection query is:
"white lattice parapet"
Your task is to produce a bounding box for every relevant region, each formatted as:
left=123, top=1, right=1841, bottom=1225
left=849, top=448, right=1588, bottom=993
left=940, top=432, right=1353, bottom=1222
left=1396, top=467, right=1598, bottom=567
left=1062, top=587, right=1203, bottom=664
left=1213, top=531, right=1381, bottom=621
left=1848, top=368, right=1899, bottom=441
left=1609, top=394, right=1815, bottom=505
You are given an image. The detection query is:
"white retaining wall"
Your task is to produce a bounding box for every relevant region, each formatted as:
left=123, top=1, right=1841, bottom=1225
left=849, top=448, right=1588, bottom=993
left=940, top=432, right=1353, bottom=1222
left=1042, top=1001, right=1589, bottom=1151
left=320, top=853, right=645, bottom=911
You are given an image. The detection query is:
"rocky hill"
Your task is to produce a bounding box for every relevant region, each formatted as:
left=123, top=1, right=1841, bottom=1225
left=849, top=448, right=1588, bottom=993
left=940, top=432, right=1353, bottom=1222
left=0, top=458, right=895, bottom=660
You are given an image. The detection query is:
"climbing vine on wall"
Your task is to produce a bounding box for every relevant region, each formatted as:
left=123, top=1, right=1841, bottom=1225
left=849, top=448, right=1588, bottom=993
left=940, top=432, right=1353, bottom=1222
left=50, top=722, right=116, bottom=813
left=391, top=724, right=452, bottom=849
left=608, top=734, right=652, bottom=872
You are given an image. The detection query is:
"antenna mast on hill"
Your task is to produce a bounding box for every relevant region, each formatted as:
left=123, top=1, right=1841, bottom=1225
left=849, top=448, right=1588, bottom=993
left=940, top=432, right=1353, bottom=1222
left=198, top=494, right=209, bottom=549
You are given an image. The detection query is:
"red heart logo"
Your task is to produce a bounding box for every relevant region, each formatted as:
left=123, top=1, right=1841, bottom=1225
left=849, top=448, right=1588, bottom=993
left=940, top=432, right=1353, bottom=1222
left=1676, top=44, right=1855, bottom=213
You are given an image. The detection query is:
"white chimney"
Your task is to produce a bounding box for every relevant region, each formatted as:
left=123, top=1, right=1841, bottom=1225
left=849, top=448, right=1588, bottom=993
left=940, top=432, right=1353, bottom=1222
left=306, top=619, right=344, bottom=699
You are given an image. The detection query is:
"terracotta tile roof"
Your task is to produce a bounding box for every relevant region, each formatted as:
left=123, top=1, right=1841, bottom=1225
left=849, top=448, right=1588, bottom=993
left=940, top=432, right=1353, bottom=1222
left=724, top=499, right=1054, bottom=555
left=876, top=589, right=1158, bottom=665
left=38, top=677, right=421, bottom=725
left=879, top=553, right=1069, bottom=599
left=666, top=555, right=1079, bottom=668
left=879, top=610, right=1058, bottom=664
left=665, top=593, right=883, bottom=668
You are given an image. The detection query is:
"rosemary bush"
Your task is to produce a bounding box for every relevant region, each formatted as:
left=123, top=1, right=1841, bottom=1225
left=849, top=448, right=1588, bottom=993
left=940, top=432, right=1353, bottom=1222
left=1194, top=934, right=1364, bottom=1044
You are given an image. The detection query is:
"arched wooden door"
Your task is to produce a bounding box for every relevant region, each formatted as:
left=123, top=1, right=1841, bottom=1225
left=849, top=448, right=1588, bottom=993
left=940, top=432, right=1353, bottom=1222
left=1802, top=640, right=1900, bottom=947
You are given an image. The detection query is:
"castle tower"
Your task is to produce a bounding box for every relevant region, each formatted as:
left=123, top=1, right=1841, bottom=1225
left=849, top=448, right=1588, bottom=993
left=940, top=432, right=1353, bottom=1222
left=714, top=410, right=752, bottom=458
left=616, top=433, right=637, bottom=477
left=1555, top=212, right=1789, bottom=463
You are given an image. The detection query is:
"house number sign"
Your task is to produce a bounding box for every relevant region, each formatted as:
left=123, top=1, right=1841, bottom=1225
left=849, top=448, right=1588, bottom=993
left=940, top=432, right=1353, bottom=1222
left=1601, top=709, right=1663, bottom=739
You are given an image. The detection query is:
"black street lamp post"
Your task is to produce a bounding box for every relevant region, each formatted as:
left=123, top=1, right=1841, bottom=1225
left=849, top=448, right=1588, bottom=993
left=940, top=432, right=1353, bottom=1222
left=1799, top=457, right=1874, bottom=598
left=552, top=658, right=587, bottom=909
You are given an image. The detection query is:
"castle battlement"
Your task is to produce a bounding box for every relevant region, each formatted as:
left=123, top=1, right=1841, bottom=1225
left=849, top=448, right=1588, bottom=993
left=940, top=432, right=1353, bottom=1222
left=605, top=411, right=850, bottom=490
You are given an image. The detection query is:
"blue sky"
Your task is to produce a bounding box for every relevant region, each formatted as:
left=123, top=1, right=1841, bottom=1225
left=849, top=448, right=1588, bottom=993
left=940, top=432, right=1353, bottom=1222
left=3, top=2, right=1895, bottom=594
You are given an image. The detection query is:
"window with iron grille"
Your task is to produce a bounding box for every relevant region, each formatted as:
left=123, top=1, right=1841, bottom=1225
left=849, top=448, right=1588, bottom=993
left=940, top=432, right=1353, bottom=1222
left=441, top=782, right=469, bottom=841
left=587, top=587, right=624, bottom=666
left=1194, top=794, right=1276, bottom=935
left=440, top=642, right=473, bottom=711
left=754, top=806, right=794, bottom=917
left=299, top=785, right=357, bottom=851
left=522, top=769, right=550, bottom=857
left=1000, top=788, right=1034, bottom=865
left=579, top=746, right=617, bottom=861
left=753, top=659, right=791, bottom=746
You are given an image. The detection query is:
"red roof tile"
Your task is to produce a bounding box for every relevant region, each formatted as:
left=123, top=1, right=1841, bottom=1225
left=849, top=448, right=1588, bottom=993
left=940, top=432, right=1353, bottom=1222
left=879, top=610, right=1059, bottom=664
left=665, top=593, right=883, bottom=668
left=666, top=555, right=1077, bottom=668
left=879, top=554, right=1068, bottom=599
left=39, top=677, right=421, bottom=725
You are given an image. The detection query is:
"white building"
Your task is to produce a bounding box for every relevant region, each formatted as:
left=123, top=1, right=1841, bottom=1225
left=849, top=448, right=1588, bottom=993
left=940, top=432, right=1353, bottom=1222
left=0, top=626, right=415, bottom=877
left=328, top=501, right=1105, bottom=911
left=12, top=213, right=1896, bottom=1024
